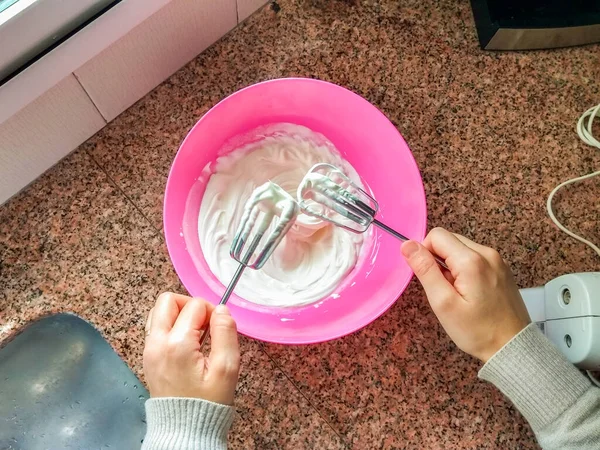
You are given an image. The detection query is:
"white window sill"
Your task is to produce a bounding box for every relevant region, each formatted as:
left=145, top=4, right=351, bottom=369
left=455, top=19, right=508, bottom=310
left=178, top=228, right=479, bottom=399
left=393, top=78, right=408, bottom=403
left=0, top=0, right=173, bottom=125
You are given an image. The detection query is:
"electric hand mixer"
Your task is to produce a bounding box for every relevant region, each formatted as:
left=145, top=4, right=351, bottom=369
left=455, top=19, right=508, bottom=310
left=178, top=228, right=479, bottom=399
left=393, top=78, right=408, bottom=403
left=297, top=163, right=448, bottom=269
left=199, top=181, right=298, bottom=346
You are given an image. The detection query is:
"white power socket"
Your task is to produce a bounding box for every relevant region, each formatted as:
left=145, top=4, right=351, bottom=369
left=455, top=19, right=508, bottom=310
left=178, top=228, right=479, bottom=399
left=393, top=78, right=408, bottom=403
left=520, top=272, right=600, bottom=370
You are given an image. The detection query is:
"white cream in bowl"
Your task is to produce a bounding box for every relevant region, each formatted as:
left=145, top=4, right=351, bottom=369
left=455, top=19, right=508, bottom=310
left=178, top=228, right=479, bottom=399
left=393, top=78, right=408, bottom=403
left=198, top=123, right=366, bottom=307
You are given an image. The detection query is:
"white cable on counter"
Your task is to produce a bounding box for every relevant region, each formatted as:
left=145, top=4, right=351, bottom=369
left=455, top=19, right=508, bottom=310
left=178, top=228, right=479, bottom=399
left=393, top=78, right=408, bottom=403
left=546, top=102, right=600, bottom=258
left=546, top=103, right=600, bottom=387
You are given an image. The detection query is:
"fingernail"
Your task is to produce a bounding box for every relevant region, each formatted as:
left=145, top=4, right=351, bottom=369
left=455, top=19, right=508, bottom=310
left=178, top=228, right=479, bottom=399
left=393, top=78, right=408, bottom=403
left=401, top=241, right=420, bottom=258
left=215, top=305, right=230, bottom=315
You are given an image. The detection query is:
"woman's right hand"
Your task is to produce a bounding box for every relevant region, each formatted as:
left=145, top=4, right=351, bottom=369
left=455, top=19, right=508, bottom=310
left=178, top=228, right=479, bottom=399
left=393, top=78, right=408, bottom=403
left=401, top=228, right=531, bottom=363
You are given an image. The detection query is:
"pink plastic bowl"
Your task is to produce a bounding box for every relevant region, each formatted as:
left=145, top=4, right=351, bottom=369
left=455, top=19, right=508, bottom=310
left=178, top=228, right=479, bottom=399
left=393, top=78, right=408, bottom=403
left=164, top=78, right=427, bottom=344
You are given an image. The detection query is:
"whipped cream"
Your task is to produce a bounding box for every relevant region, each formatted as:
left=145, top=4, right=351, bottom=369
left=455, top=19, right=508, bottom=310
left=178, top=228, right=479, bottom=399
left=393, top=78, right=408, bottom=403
left=198, top=123, right=366, bottom=307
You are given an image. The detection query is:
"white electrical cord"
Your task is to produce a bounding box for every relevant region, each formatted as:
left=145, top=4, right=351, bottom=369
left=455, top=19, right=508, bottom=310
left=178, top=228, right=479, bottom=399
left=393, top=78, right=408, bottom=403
left=546, top=103, right=600, bottom=387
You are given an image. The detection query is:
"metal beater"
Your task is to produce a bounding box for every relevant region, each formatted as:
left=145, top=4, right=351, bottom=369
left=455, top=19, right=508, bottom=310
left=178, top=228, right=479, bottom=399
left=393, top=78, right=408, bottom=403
left=200, top=181, right=298, bottom=346
left=297, top=163, right=448, bottom=269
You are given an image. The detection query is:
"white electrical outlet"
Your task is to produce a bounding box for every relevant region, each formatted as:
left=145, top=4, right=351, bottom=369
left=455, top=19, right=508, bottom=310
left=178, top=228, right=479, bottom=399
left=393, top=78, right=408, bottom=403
left=520, top=272, right=600, bottom=370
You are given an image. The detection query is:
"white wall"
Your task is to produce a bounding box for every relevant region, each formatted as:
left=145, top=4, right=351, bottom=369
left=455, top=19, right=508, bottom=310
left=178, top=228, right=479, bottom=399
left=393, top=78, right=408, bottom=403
left=74, top=0, right=237, bottom=121
left=0, top=75, right=106, bottom=203
left=0, top=0, right=269, bottom=205
left=238, top=0, right=269, bottom=22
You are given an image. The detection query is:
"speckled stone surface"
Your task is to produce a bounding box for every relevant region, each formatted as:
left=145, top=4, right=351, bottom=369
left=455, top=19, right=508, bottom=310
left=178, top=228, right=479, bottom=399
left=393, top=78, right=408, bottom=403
left=0, top=150, right=343, bottom=449
left=2, top=0, right=600, bottom=448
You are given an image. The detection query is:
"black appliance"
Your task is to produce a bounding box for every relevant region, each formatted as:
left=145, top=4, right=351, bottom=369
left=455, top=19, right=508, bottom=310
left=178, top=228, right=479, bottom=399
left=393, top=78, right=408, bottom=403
left=470, top=0, right=600, bottom=50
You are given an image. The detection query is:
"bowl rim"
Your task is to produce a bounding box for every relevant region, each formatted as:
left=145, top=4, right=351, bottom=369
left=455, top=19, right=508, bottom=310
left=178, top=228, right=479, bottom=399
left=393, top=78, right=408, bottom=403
left=163, top=77, right=427, bottom=344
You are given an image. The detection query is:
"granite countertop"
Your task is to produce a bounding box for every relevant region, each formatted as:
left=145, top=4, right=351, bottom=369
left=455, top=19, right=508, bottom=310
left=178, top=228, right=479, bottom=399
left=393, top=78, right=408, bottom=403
left=1, top=0, right=599, bottom=448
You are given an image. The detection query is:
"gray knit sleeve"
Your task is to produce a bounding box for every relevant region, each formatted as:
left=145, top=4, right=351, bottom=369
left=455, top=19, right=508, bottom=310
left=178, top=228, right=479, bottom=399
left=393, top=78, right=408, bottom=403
left=141, top=398, right=234, bottom=450
left=479, top=323, right=600, bottom=449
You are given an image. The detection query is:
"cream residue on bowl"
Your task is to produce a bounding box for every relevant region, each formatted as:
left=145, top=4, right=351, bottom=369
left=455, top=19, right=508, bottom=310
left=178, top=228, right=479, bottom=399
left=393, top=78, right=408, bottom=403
left=198, top=123, right=366, bottom=307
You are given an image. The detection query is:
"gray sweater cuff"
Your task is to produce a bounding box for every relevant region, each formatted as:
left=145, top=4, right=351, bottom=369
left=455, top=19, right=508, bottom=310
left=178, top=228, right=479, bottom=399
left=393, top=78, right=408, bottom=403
left=142, top=398, right=234, bottom=450
left=478, top=323, right=592, bottom=431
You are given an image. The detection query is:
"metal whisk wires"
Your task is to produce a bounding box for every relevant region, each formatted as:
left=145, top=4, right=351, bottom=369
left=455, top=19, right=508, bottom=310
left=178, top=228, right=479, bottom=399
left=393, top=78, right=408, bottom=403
left=200, top=181, right=298, bottom=347
left=297, top=163, right=448, bottom=269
